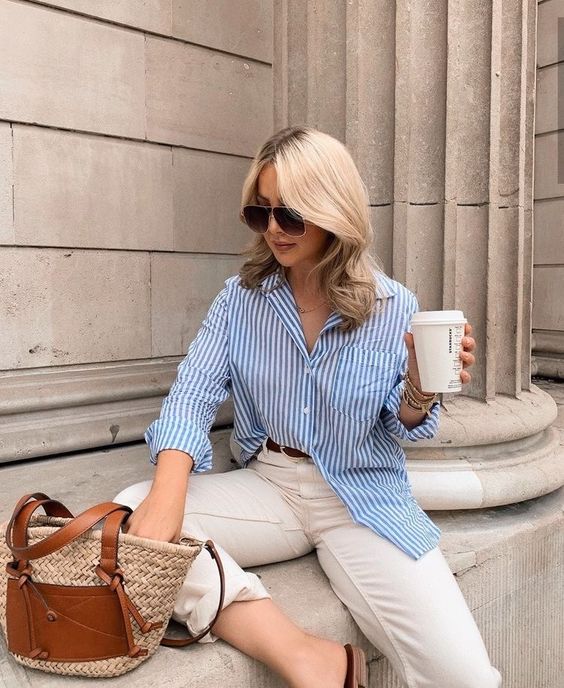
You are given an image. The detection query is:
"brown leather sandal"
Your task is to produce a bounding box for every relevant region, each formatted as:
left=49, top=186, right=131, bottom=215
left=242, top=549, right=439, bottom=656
left=344, top=643, right=368, bottom=687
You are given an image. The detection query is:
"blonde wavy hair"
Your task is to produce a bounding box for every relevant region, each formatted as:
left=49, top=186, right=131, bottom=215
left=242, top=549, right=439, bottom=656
left=238, top=125, right=390, bottom=331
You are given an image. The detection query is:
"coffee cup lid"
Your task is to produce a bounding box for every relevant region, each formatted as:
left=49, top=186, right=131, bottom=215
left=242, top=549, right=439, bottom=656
left=411, top=310, right=466, bottom=325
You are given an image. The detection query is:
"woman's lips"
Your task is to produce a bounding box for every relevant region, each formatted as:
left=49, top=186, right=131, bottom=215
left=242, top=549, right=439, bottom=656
left=273, top=242, right=296, bottom=250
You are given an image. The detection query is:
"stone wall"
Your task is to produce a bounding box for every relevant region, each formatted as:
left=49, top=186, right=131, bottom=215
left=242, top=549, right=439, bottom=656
left=532, top=0, right=564, bottom=378
left=0, top=0, right=273, bottom=462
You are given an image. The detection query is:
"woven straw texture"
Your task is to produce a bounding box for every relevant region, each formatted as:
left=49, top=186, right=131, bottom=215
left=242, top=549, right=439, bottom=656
left=0, top=515, right=203, bottom=677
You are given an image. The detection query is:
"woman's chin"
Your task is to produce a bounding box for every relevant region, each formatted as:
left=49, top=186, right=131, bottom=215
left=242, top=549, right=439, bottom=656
left=272, top=252, right=297, bottom=265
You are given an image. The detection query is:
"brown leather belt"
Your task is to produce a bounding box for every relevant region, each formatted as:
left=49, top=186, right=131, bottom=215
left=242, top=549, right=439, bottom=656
left=266, top=437, right=311, bottom=459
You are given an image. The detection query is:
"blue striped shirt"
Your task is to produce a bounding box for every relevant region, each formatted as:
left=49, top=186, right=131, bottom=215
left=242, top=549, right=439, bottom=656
left=145, top=266, right=442, bottom=560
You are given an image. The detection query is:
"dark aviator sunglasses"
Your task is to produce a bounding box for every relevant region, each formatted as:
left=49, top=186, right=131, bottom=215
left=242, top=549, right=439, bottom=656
left=240, top=205, right=307, bottom=237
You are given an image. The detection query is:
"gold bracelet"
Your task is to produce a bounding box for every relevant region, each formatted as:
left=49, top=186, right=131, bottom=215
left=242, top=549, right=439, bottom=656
left=403, top=385, right=435, bottom=409
left=401, top=386, right=437, bottom=417
left=401, top=373, right=439, bottom=417
left=404, top=370, right=437, bottom=401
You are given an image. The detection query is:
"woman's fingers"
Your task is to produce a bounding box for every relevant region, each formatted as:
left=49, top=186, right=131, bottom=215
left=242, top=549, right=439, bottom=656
left=460, top=350, right=475, bottom=368
left=462, top=323, right=476, bottom=352
left=459, top=323, right=477, bottom=383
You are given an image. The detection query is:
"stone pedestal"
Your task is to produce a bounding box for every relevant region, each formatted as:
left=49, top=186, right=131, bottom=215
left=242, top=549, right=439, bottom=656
left=406, top=387, right=563, bottom=509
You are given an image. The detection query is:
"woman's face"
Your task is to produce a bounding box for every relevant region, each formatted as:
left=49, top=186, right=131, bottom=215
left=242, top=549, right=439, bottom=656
left=256, top=164, right=333, bottom=274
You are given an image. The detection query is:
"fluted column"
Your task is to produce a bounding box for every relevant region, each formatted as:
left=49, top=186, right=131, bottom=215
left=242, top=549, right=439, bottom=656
left=273, top=0, right=564, bottom=509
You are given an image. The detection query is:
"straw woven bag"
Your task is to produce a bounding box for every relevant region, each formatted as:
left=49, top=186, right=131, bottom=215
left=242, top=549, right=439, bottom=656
left=0, top=492, right=226, bottom=678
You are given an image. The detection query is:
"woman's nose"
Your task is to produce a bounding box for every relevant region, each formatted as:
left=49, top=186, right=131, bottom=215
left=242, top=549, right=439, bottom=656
left=266, top=210, right=281, bottom=233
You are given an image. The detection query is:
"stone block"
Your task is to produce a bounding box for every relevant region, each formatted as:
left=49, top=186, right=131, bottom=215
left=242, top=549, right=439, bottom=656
left=534, top=132, right=564, bottom=200
left=145, top=36, right=272, bottom=155
left=172, top=0, right=273, bottom=63
left=535, top=65, right=558, bottom=135
left=0, top=122, right=13, bottom=244
left=451, top=205, right=488, bottom=395
left=492, top=206, right=521, bottom=391
left=275, top=1, right=347, bottom=138
left=368, top=205, right=393, bottom=278
left=298, top=2, right=347, bottom=139
left=172, top=148, right=253, bottom=253
left=0, top=248, right=151, bottom=370
left=33, top=0, right=172, bottom=34
left=498, top=0, right=524, bottom=206
left=404, top=203, right=445, bottom=310
left=345, top=1, right=395, bottom=204
left=0, top=360, right=235, bottom=463
left=534, top=198, right=564, bottom=264
left=537, top=0, right=564, bottom=68
left=523, top=3, right=536, bottom=214
left=446, top=0, right=492, bottom=204
left=532, top=265, right=564, bottom=330
left=394, top=0, right=447, bottom=204
left=272, top=0, right=308, bottom=129
left=150, top=253, right=244, bottom=356
left=0, top=1, right=145, bottom=138
left=13, top=125, right=174, bottom=250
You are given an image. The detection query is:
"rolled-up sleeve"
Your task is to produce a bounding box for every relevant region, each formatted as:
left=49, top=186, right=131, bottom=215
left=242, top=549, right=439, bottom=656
left=379, top=291, right=441, bottom=441
left=144, top=283, right=231, bottom=473
left=379, top=376, right=441, bottom=441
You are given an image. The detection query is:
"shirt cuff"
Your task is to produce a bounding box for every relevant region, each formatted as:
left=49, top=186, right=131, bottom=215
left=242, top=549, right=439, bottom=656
left=144, top=417, right=213, bottom=473
left=380, top=379, right=441, bottom=441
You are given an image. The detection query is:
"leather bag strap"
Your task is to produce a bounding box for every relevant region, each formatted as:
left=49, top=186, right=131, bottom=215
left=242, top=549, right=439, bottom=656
left=6, top=495, right=132, bottom=561
left=10, top=498, right=74, bottom=550
left=99, top=508, right=130, bottom=575
left=160, top=540, right=226, bottom=647
left=6, top=492, right=73, bottom=547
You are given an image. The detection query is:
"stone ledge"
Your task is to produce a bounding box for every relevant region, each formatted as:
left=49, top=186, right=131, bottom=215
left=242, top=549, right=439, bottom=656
left=0, top=358, right=234, bottom=464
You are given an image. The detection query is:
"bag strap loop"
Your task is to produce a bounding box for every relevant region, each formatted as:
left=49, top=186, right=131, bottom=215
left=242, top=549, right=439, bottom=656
left=160, top=539, right=226, bottom=647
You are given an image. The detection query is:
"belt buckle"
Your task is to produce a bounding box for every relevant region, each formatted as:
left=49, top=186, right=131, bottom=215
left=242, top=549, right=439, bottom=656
left=279, top=445, right=305, bottom=462
left=279, top=445, right=297, bottom=461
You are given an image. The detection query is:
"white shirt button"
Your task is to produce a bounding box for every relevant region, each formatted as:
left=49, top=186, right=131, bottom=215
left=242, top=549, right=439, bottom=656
left=303, top=406, right=310, bottom=414
left=305, top=367, right=311, bottom=374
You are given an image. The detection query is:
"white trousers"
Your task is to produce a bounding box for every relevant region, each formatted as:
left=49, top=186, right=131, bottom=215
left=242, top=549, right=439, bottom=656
left=113, top=439, right=502, bottom=688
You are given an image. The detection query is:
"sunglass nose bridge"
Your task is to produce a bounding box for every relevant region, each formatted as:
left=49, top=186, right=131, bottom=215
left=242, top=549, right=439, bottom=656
left=266, top=208, right=281, bottom=232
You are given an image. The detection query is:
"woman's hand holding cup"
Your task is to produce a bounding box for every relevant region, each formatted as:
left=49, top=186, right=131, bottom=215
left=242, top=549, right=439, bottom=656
left=403, top=321, right=477, bottom=393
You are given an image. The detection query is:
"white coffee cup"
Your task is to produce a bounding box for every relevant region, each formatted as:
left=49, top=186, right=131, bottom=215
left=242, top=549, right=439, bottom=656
left=409, top=310, right=467, bottom=393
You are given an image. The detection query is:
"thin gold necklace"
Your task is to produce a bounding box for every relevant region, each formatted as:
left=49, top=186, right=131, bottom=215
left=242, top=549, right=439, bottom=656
left=295, top=300, right=329, bottom=314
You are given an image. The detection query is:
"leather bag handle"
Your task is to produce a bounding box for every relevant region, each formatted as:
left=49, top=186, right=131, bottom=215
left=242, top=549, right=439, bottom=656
left=98, top=508, right=131, bottom=576
left=10, top=498, right=74, bottom=551
left=160, top=539, right=226, bottom=647
left=6, top=493, right=132, bottom=561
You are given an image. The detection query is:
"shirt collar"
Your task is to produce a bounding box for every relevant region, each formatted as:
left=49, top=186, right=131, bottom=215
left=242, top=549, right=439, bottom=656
left=258, top=266, right=286, bottom=293
left=374, top=272, right=397, bottom=299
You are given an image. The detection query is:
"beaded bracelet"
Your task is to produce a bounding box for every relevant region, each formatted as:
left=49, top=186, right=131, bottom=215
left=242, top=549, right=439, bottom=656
left=402, top=371, right=439, bottom=417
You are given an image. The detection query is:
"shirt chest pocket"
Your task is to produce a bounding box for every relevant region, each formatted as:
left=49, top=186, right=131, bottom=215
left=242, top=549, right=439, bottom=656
left=330, top=346, right=400, bottom=422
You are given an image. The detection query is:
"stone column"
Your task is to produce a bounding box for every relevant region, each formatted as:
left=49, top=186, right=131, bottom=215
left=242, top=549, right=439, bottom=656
left=273, top=0, right=564, bottom=509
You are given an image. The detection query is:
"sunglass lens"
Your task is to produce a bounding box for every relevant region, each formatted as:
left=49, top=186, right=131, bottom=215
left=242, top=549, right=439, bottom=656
left=242, top=206, right=269, bottom=233
left=274, top=207, right=305, bottom=236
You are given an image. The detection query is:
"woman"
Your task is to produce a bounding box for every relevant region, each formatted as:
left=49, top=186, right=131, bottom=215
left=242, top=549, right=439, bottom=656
left=114, top=126, right=501, bottom=688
